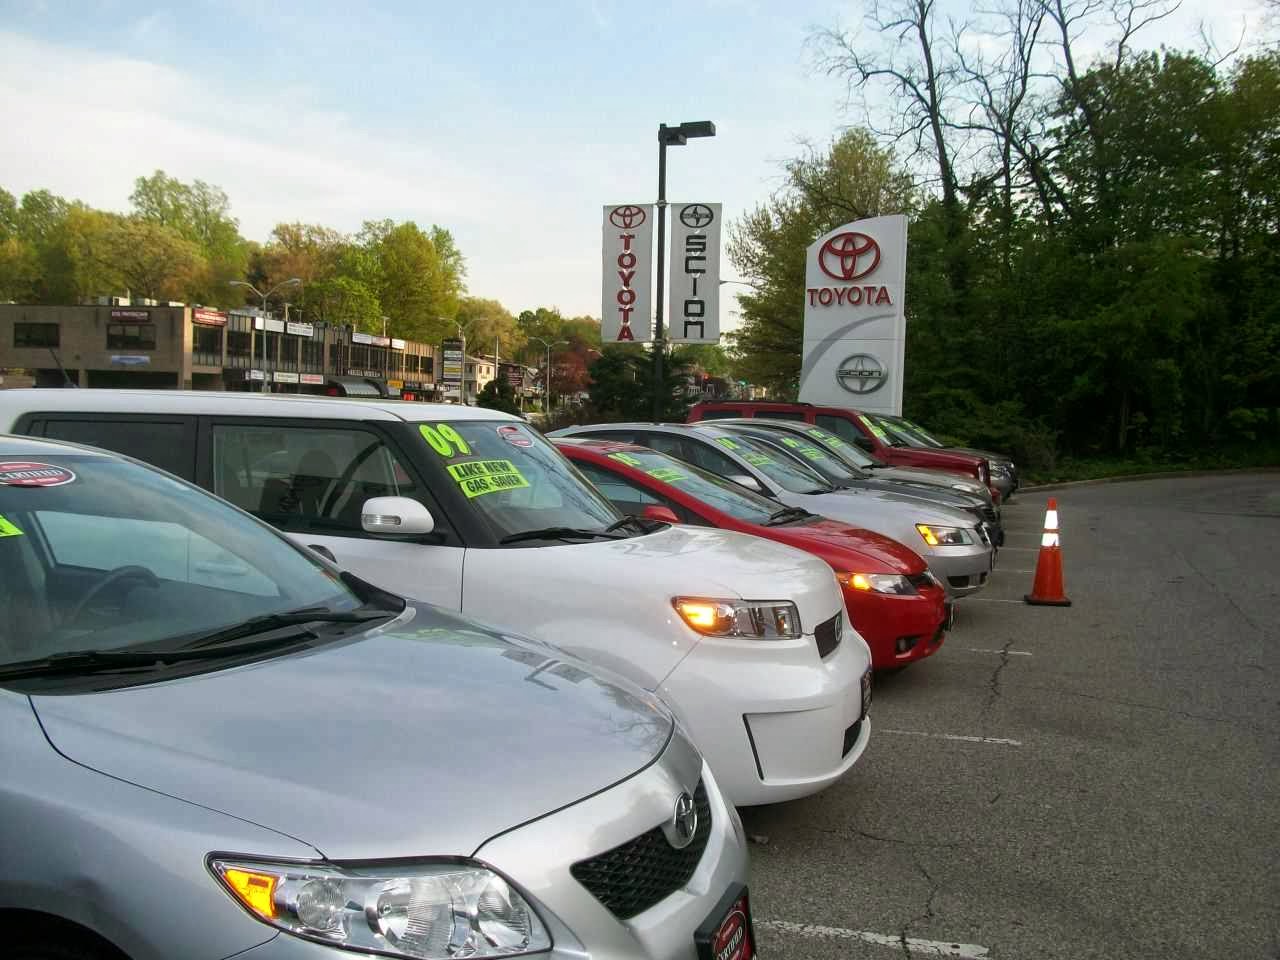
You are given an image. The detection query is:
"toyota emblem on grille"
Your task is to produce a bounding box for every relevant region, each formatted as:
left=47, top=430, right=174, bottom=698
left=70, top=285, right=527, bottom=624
left=666, top=792, right=698, bottom=849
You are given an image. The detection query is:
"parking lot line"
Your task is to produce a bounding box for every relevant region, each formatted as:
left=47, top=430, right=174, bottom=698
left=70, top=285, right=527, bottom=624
left=966, top=598, right=1025, bottom=604
left=758, top=919, right=991, bottom=958
left=965, top=647, right=1033, bottom=656
left=880, top=728, right=1024, bottom=746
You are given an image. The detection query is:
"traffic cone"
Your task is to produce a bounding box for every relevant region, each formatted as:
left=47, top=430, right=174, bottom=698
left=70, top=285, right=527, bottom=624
left=1024, top=498, right=1071, bottom=606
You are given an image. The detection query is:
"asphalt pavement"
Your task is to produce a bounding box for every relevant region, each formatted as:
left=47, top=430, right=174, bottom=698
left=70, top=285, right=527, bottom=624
left=741, top=474, right=1280, bottom=960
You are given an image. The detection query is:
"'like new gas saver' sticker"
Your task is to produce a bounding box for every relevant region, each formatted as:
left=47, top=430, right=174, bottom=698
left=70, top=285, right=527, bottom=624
left=447, top=459, right=530, bottom=499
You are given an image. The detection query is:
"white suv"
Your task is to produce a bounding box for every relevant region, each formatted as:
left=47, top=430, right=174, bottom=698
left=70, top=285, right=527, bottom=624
left=0, top=390, right=873, bottom=805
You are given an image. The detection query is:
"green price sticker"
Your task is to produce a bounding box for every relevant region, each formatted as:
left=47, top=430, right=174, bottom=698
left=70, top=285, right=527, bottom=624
left=447, top=459, right=530, bottom=499
left=860, top=416, right=890, bottom=442
left=608, top=452, right=643, bottom=467
left=716, top=437, right=740, bottom=450
left=647, top=467, right=686, bottom=483
left=0, top=514, right=23, bottom=538
left=799, top=446, right=826, bottom=461
left=420, top=423, right=473, bottom=458
left=744, top=452, right=773, bottom=467
left=780, top=437, right=802, bottom=448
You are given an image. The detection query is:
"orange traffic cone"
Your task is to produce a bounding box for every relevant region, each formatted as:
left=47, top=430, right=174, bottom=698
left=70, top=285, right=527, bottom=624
left=1024, top=498, right=1071, bottom=606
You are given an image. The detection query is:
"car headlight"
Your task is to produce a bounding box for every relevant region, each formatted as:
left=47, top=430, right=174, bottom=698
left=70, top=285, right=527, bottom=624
left=839, top=572, right=917, bottom=595
left=211, top=858, right=551, bottom=959
left=915, top=523, right=973, bottom=546
left=673, top=597, right=801, bottom=638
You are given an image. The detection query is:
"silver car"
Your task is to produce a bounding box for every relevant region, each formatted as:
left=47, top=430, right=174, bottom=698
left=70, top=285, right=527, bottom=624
left=0, top=437, right=752, bottom=960
left=552, top=423, right=994, bottom=597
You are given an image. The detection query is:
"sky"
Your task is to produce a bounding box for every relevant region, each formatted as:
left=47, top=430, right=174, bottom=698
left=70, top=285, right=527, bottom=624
left=0, top=0, right=1270, bottom=329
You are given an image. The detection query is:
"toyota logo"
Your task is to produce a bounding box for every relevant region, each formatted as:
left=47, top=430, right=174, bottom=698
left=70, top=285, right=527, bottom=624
left=664, top=792, right=699, bottom=849
left=836, top=354, right=886, bottom=394
left=609, top=205, right=647, bottom=229
left=819, top=232, right=881, bottom=281
left=679, top=204, right=715, bottom=229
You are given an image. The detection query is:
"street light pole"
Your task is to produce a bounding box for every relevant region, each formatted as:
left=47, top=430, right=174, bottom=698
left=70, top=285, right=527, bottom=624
left=652, top=121, right=715, bottom=422
left=531, top=336, right=567, bottom=412
left=456, top=321, right=468, bottom=404
left=230, top=277, right=300, bottom=391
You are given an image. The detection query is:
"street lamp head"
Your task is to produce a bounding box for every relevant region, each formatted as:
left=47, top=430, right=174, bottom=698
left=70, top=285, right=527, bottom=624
left=228, top=280, right=252, bottom=289
left=284, top=277, right=302, bottom=286
left=661, top=120, right=716, bottom=145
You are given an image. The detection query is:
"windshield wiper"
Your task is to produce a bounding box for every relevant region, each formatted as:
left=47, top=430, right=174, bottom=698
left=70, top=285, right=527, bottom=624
left=499, top=526, right=625, bottom=545
left=604, top=515, right=662, bottom=534
left=766, top=506, right=814, bottom=526
left=182, top=607, right=392, bottom=649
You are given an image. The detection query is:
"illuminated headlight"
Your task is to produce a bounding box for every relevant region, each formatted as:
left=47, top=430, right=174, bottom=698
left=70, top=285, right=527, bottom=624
left=673, top=597, right=801, bottom=639
left=842, top=573, right=916, bottom=596
left=211, top=858, right=550, bottom=959
left=915, top=523, right=973, bottom=547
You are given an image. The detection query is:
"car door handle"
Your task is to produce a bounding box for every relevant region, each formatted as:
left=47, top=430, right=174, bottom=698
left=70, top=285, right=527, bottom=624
left=307, top=544, right=337, bottom=563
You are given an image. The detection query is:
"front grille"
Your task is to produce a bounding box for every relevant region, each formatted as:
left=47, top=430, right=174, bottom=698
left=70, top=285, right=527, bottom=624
left=814, top=611, right=842, bottom=658
left=842, top=720, right=863, bottom=757
left=570, top=780, right=712, bottom=920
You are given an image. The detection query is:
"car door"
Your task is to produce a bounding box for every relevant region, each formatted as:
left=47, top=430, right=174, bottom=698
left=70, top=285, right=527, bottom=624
left=201, top=418, right=465, bottom=609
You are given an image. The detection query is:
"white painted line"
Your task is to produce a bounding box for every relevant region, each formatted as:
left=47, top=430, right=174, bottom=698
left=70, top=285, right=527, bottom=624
left=967, top=598, right=1025, bottom=604
left=965, top=647, right=1033, bottom=656
left=758, top=919, right=990, bottom=958
left=992, top=567, right=1035, bottom=573
left=996, top=545, right=1039, bottom=551
left=881, top=728, right=1023, bottom=746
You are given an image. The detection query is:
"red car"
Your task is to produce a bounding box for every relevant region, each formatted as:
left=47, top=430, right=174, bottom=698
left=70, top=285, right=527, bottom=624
left=556, top=437, right=951, bottom=670
left=688, top=400, right=997, bottom=501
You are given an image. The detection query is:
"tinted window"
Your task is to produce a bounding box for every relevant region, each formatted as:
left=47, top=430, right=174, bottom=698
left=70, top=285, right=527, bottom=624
left=760, top=433, right=864, bottom=483
left=106, top=323, right=157, bottom=350
left=640, top=432, right=688, bottom=459
left=816, top=414, right=864, bottom=444
left=42, top=418, right=194, bottom=479
left=696, top=409, right=738, bottom=420
left=574, top=461, right=664, bottom=512
left=710, top=435, right=833, bottom=494
left=14, top=323, right=59, bottom=348
left=212, top=424, right=421, bottom=536
left=593, top=448, right=783, bottom=525
left=802, top=425, right=883, bottom=467
left=678, top=438, right=742, bottom=476
left=760, top=410, right=807, bottom=421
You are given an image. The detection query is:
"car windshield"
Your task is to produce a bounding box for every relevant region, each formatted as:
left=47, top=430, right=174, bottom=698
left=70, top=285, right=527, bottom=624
left=796, top=426, right=887, bottom=468
left=596, top=448, right=784, bottom=525
left=900, top=419, right=945, bottom=448
left=743, top=431, right=868, bottom=485
left=875, top=416, right=929, bottom=447
left=859, top=414, right=906, bottom=447
left=0, top=454, right=361, bottom=668
left=412, top=419, right=624, bottom=542
left=711, top=434, right=833, bottom=494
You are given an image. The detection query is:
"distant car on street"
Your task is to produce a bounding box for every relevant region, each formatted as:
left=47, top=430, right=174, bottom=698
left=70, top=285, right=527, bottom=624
left=0, top=435, right=750, bottom=960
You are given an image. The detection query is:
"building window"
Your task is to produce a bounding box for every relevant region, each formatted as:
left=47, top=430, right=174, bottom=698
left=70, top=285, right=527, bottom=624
left=301, top=338, right=324, bottom=370
left=193, top=326, right=222, bottom=364
left=14, top=323, right=60, bottom=348
left=107, top=323, right=157, bottom=350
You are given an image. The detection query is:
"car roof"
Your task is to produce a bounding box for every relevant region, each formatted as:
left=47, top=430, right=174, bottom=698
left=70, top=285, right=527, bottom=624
left=0, top=389, right=522, bottom=425
left=0, top=433, right=115, bottom=458
left=559, top=421, right=735, bottom=439
left=551, top=437, right=649, bottom=454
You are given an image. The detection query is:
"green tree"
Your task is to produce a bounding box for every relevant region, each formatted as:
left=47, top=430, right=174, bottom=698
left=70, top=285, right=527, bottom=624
left=102, top=217, right=207, bottom=301
left=363, top=221, right=465, bottom=342
left=457, top=296, right=524, bottom=356
left=477, top=376, right=522, bottom=415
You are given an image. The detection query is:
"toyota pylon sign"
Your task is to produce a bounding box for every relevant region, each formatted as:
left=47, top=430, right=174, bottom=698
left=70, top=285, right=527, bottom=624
left=797, top=215, right=908, bottom=416
left=668, top=202, right=722, bottom=344
left=602, top=204, right=655, bottom=342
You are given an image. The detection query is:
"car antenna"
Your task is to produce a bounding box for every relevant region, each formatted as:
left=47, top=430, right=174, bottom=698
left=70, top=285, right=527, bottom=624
left=48, top=347, right=77, bottom=387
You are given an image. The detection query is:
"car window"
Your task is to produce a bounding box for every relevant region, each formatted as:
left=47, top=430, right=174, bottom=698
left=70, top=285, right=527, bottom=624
left=574, top=461, right=663, bottom=509
left=873, top=415, right=922, bottom=447
left=801, top=425, right=883, bottom=468
left=764, top=433, right=865, bottom=482
left=709, top=434, right=833, bottom=494
left=41, top=417, right=194, bottom=479
left=640, top=432, right=689, bottom=460
left=677, top=437, right=742, bottom=476
left=412, top=420, right=622, bottom=543
left=815, top=414, right=865, bottom=446
left=759, top=410, right=807, bottom=421
left=901, top=419, right=944, bottom=447
left=212, top=424, right=421, bottom=536
left=694, top=409, right=739, bottom=420
left=0, top=454, right=360, bottom=667
left=860, top=414, right=902, bottom=446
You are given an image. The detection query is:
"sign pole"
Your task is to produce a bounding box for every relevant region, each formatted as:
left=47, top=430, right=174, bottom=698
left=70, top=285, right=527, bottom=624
left=652, top=128, right=669, bottom=423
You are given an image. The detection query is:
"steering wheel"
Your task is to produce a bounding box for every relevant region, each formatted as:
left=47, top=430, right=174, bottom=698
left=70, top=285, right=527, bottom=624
left=65, top=565, right=161, bottom=627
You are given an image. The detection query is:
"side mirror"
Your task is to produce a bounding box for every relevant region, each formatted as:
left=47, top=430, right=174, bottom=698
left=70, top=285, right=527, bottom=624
left=641, top=504, right=680, bottom=524
left=361, top=496, right=435, bottom=535
left=728, top=474, right=765, bottom=494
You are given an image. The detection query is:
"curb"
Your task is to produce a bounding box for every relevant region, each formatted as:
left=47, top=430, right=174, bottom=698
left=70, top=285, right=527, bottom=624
left=1020, top=467, right=1280, bottom=494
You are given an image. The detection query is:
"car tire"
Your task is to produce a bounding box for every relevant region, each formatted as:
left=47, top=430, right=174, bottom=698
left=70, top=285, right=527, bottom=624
left=11, top=932, right=121, bottom=960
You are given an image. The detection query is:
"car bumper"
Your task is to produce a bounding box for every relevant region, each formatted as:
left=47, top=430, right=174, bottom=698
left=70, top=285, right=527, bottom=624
left=231, top=730, right=749, bottom=960
left=926, top=543, right=993, bottom=597
left=659, top=619, right=873, bottom=806
left=844, top=583, right=949, bottom=669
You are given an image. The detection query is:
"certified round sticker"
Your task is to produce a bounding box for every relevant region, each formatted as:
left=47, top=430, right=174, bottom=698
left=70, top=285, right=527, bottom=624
left=713, top=907, right=750, bottom=960
left=497, top=425, right=533, bottom=448
left=0, top=461, right=77, bottom=487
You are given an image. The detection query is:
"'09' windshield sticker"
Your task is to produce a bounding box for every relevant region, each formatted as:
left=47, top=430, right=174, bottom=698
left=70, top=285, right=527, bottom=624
left=743, top=452, right=773, bottom=467
left=715, top=437, right=740, bottom=450
left=447, top=459, right=530, bottom=499
left=0, top=462, right=77, bottom=487
left=0, top=515, right=24, bottom=538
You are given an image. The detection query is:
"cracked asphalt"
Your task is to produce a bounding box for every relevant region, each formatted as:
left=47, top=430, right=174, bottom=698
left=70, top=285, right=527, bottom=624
left=740, top=473, right=1280, bottom=960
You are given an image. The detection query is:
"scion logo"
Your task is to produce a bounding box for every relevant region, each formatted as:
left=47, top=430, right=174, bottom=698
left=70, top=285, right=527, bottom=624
left=679, top=204, right=715, bottom=229
left=819, top=232, right=881, bottom=281
left=836, top=354, right=886, bottom=394
left=664, top=792, right=699, bottom=849
left=609, top=205, right=647, bottom=229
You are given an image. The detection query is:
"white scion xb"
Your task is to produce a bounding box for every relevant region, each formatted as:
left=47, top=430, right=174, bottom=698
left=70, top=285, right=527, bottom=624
left=0, top=390, right=874, bottom=805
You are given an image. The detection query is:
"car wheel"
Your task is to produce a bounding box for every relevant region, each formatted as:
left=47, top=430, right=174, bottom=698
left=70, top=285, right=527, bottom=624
left=11, top=935, right=120, bottom=960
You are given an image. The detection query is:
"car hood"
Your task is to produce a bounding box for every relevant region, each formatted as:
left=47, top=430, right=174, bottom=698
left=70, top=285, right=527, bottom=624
left=946, top=445, right=1011, bottom=465
left=850, top=478, right=983, bottom=512
left=30, top=604, right=672, bottom=860
left=785, top=488, right=978, bottom=532
left=765, top=519, right=925, bottom=576
left=869, top=466, right=991, bottom=501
